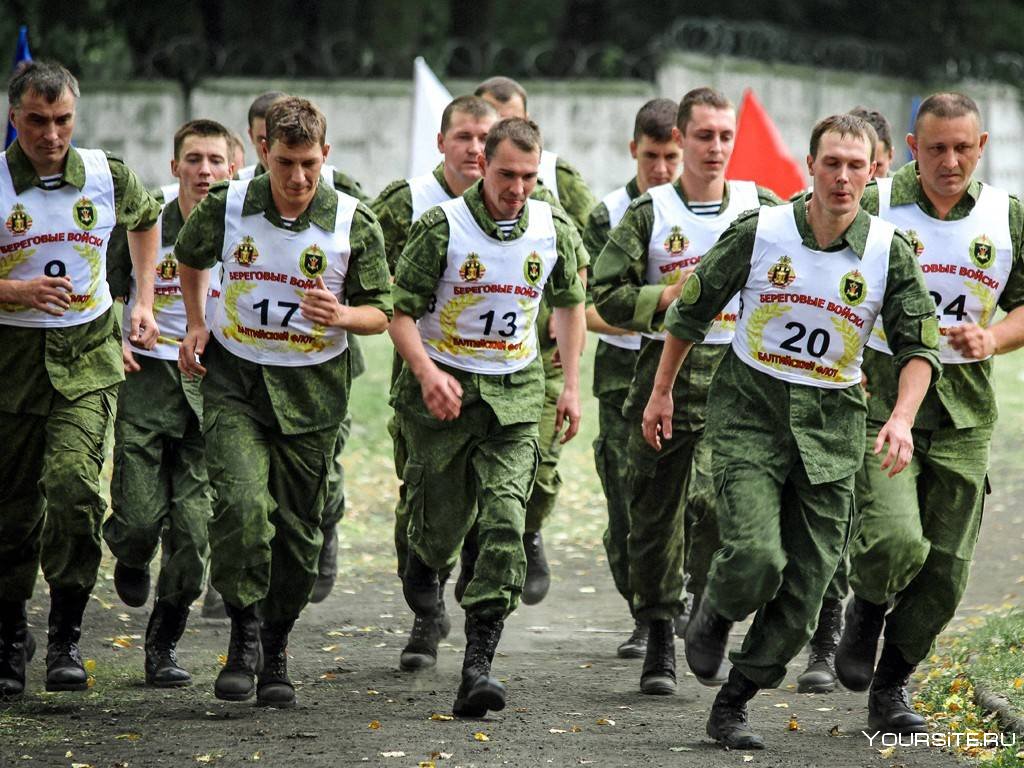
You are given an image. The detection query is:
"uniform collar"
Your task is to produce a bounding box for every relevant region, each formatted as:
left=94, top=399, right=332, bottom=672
left=889, top=160, right=983, bottom=219
left=673, top=177, right=731, bottom=213
left=161, top=198, right=186, bottom=247
left=463, top=179, right=529, bottom=241
left=625, top=176, right=641, bottom=199
left=793, top=194, right=871, bottom=258
left=6, top=140, right=86, bottom=194
left=241, top=172, right=337, bottom=232
left=431, top=162, right=456, bottom=198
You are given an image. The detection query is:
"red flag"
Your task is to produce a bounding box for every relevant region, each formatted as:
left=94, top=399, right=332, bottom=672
left=726, top=89, right=806, bottom=200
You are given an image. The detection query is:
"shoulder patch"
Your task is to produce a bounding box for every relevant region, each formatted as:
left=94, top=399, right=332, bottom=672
left=756, top=185, right=785, bottom=205
left=891, top=228, right=914, bottom=252
left=680, top=273, right=702, bottom=305
left=627, top=193, right=653, bottom=212
left=418, top=205, right=447, bottom=229
left=733, top=207, right=761, bottom=226
left=587, top=202, right=610, bottom=226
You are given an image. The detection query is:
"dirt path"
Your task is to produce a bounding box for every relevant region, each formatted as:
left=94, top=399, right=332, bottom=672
left=4, top=342, right=1022, bottom=768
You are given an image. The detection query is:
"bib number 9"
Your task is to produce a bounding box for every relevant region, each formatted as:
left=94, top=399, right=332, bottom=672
left=44, top=260, right=67, bottom=278
left=779, top=321, right=831, bottom=358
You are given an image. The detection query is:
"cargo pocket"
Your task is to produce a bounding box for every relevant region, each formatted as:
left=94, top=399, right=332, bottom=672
left=404, top=462, right=426, bottom=542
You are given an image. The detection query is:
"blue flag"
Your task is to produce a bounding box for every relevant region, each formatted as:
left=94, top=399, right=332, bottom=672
left=5, top=25, right=33, bottom=150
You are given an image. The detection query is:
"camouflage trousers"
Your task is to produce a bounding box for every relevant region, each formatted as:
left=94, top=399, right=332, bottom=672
left=103, top=414, right=212, bottom=609
left=595, top=395, right=633, bottom=609
left=850, top=419, right=992, bottom=665
left=0, top=385, right=117, bottom=599
left=203, top=404, right=336, bottom=623
left=401, top=406, right=539, bottom=619
left=525, top=359, right=564, bottom=533
left=321, top=413, right=353, bottom=531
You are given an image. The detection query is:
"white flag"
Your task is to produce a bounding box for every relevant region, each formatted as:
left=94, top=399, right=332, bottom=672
left=409, top=56, right=453, bottom=177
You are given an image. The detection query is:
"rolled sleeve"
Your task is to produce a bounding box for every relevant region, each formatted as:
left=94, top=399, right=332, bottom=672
left=544, top=216, right=585, bottom=308
left=592, top=200, right=663, bottom=332
left=393, top=208, right=450, bottom=319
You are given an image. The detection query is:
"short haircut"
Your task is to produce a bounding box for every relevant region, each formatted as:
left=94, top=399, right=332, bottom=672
left=484, top=117, right=542, bottom=161
left=475, top=76, right=528, bottom=112
left=677, top=87, right=732, bottom=135
left=440, top=95, right=498, bottom=135
left=8, top=59, right=79, bottom=108
left=247, top=90, right=288, bottom=128
left=634, top=98, right=678, bottom=143
left=227, top=131, right=246, bottom=160
left=913, top=92, right=981, bottom=135
left=173, top=119, right=232, bottom=160
left=809, top=113, right=878, bottom=160
left=848, top=106, right=893, bottom=152
left=264, top=97, right=327, bottom=148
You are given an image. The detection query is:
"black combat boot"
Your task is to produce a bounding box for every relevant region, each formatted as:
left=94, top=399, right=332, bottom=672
left=617, top=618, right=648, bottom=659
left=45, top=588, right=91, bottom=692
left=684, top=593, right=733, bottom=682
left=113, top=561, right=151, bottom=608
left=835, top=596, right=887, bottom=692
left=521, top=531, right=550, bottom=605
left=403, top=553, right=440, bottom=615
left=453, top=613, right=506, bottom=718
left=868, top=644, right=928, bottom=734
left=309, top=523, right=338, bottom=604
left=707, top=667, right=765, bottom=750
left=0, top=600, right=31, bottom=697
left=640, top=618, right=676, bottom=694
left=797, top=597, right=843, bottom=694
left=257, top=619, right=296, bottom=708
left=214, top=602, right=261, bottom=701
left=453, top=530, right=479, bottom=603
left=400, top=578, right=449, bottom=672
left=144, top=600, right=192, bottom=687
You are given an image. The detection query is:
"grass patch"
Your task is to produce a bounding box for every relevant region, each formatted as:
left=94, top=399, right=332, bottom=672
left=915, top=609, right=1024, bottom=765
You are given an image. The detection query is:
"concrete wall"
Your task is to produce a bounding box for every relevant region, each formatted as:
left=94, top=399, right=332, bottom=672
left=69, top=56, right=1024, bottom=199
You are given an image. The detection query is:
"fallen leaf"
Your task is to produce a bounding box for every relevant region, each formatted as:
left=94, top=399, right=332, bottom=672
left=66, top=751, right=73, bottom=758
left=668, top=746, right=693, bottom=752
left=430, top=713, right=453, bottom=721
left=828, top=725, right=841, bottom=737
left=1014, top=677, right=1023, bottom=689
left=251, top=752, right=261, bottom=761
left=109, top=635, right=134, bottom=649
left=115, top=733, right=141, bottom=741
left=319, top=672, right=337, bottom=680
left=578, top=587, right=596, bottom=593
left=195, top=755, right=217, bottom=764
left=743, top=757, right=754, bottom=763
left=71, top=764, right=93, bottom=768
left=83, top=659, right=96, bottom=673
left=473, top=732, right=489, bottom=742
left=380, top=751, right=405, bottom=758
left=596, top=718, right=615, bottom=726
left=368, top=721, right=381, bottom=730
left=549, top=728, right=568, bottom=734
left=569, top=725, right=582, bottom=733
left=86, top=675, right=95, bottom=688
left=217, top=654, right=227, bottom=666
left=321, top=644, right=339, bottom=652
left=814, top=707, right=833, bottom=712
left=418, top=762, right=436, bottom=768
left=578, top=664, right=592, bottom=669
left=773, top=702, right=789, bottom=708
left=878, top=746, right=896, bottom=758
left=788, top=716, right=799, bottom=731
left=367, top=689, right=380, bottom=695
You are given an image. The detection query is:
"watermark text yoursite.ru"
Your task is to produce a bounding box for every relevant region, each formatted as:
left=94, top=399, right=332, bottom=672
left=863, top=731, right=1017, bottom=748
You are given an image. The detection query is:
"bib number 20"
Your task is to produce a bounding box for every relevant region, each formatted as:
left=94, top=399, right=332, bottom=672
left=779, top=321, right=830, bottom=358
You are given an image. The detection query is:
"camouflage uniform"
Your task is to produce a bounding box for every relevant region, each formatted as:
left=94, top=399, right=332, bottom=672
left=173, top=175, right=391, bottom=623
left=850, top=165, right=1024, bottom=664
left=0, top=142, right=160, bottom=600
left=391, top=181, right=585, bottom=618
left=581, top=177, right=641, bottom=606
left=525, top=155, right=596, bottom=536
left=592, top=181, right=781, bottom=622
left=666, top=201, right=939, bottom=688
left=102, top=198, right=212, bottom=608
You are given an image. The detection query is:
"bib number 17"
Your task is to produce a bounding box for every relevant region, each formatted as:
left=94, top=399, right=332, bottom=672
left=253, top=298, right=300, bottom=327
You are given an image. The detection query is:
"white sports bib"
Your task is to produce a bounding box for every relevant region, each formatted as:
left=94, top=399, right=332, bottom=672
left=408, top=172, right=452, bottom=222
left=732, top=203, right=892, bottom=389
left=867, top=177, right=1012, bottom=364
left=539, top=150, right=559, bottom=203
left=646, top=180, right=760, bottom=343
left=596, top=185, right=641, bottom=351
left=159, top=182, right=179, bottom=204
left=210, top=179, right=355, bottom=366
left=417, top=197, right=558, bottom=374
left=123, top=201, right=223, bottom=361
left=0, top=148, right=115, bottom=328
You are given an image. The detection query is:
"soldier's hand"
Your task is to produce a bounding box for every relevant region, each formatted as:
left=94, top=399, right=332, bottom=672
left=122, top=341, right=141, bottom=373
left=642, top=388, right=674, bottom=451
left=179, top=326, right=209, bottom=379
left=301, top=277, right=346, bottom=327
left=129, top=303, right=159, bottom=350
left=947, top=323, right=995, bottom=359
left=554, top=386, right=581, bottom=444
left=16, top=275, right=73, bottom=315
left=419, top=366, right=463, bottom=421
left=875, top=414, right=914, bottom=478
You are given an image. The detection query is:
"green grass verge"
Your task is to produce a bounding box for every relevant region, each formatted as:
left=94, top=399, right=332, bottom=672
left=914, top=610, right=1024, bottom=765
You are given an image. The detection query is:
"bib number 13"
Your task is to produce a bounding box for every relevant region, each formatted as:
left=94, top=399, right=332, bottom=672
left=479, top=309, right=517, bottom=338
